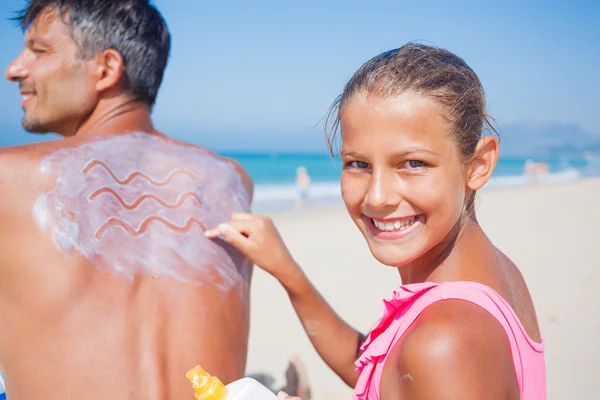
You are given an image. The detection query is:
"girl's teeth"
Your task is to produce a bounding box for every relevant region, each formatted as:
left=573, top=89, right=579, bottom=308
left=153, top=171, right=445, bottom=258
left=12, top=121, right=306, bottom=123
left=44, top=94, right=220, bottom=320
left=373, top=216, right=418, bottom=232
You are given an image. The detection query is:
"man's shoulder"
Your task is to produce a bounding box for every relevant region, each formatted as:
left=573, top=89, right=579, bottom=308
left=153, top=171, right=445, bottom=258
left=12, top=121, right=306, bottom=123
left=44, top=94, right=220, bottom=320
left=0, top=138, right=66, bottom=157
left=0, top=139, right=66, bottom=169
left=206, top=152, right=254, bottom=201
left=0, top=142, right=48, bottom=178
left=170, top=140, right=254, bottom=199
left=174, top=141, right=247, bottom=174
left=0, top=143, right=56, bottom=227
left=220, top=155, right=254, bottom=193
left=1, top=139, right=73, bottom=198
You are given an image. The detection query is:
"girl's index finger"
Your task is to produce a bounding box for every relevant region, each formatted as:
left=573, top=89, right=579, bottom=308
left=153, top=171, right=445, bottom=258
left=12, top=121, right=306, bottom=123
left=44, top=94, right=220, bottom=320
left=203, top=227, right=223, bottom=239
left=230, top=212, right=255, bottom=221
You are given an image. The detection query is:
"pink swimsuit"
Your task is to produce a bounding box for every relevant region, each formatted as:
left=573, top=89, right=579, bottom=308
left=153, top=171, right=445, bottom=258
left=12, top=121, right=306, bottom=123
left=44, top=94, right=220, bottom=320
left=353, top=281, right=546, bottom=399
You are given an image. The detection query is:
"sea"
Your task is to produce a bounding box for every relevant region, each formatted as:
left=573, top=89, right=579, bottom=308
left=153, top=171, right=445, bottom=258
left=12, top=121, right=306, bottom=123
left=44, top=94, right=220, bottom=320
left=220, top=152, right=599, bottom=213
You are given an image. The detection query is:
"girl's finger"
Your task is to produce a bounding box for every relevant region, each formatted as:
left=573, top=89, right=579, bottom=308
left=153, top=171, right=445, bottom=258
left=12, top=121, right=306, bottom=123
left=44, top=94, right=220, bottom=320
left=205, top=218, right=256, bottom=239
left=205, top=223, right=252, bottom=254
left=230, top=212, right=256, bottom=221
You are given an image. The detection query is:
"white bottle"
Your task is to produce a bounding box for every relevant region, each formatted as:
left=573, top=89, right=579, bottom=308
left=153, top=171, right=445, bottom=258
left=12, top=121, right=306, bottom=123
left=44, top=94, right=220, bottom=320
left=187, top=365, right=278, bottom=400
left=223, top=377, right=278, bottom=400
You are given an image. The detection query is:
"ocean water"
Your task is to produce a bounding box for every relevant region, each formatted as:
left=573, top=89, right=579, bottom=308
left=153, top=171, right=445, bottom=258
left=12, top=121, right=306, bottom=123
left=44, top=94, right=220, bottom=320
left=221, top=152, right=596, bottom=213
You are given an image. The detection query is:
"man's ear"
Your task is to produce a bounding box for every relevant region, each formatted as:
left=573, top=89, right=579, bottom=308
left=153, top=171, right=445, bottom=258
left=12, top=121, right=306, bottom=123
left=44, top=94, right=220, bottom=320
left=466, top=135, right=499, bottom=191
left=94, top=49, right=125, bottom=92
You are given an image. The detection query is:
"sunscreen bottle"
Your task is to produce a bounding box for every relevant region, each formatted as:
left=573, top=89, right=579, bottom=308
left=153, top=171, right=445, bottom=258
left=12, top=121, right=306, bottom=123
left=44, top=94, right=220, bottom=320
left=186, top=365, right=278, bottom=400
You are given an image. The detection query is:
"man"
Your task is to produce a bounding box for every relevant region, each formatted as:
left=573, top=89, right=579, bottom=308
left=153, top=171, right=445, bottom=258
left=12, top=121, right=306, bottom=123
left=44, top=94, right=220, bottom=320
left=0, top=1, right=255, bottom=398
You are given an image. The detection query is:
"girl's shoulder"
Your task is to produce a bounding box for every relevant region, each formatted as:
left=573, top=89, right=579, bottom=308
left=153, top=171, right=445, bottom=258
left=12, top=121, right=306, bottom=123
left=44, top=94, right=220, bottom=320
left=356, top=281, right=535, bottom=399
left=390, top=296, right=516, bottom=395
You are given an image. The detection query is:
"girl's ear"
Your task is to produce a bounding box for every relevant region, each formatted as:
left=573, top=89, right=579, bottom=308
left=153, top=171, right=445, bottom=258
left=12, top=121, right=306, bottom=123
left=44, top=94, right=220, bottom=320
left=466, top=135, right=499, bottom=191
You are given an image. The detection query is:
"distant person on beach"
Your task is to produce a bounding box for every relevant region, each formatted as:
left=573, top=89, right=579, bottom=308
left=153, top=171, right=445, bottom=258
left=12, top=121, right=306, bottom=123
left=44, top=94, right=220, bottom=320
left=207, top=43, right=546, bottom=400
left=524, top=159, right=550, bottom=184
left=295, top=166, right=311, bottom=204
left=0, top=0, right=255, bottom=398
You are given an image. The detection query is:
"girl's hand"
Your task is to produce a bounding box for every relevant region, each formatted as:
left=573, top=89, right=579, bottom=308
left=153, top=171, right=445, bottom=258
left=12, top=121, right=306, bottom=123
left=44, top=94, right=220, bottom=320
left=205, top=212, right=298, bottom=281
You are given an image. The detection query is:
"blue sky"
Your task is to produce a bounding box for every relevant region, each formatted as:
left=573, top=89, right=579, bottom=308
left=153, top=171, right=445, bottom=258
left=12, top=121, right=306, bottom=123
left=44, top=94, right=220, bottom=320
left=0, top=0, right=598, bottom=151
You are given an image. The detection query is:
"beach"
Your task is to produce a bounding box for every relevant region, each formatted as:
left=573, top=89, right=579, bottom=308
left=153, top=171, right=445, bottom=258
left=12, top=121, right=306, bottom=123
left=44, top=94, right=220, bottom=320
left=244, top=177, right=600, bottom=399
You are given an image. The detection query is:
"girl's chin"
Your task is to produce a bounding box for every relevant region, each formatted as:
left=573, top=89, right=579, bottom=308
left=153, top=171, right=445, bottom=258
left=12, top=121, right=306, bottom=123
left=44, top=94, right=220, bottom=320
left=369, top=250, right=413, bottom=268
left=367, top=241, right=428, bottom=268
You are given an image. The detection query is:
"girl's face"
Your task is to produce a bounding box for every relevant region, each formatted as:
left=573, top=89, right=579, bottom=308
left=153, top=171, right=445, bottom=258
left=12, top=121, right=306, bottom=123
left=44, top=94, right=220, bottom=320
left=339, top=92, right=471, bottom=267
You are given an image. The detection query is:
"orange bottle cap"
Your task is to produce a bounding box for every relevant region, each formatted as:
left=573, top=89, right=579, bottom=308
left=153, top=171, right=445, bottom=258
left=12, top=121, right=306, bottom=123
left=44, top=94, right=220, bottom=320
left=186, top=365, right=229, bottom=400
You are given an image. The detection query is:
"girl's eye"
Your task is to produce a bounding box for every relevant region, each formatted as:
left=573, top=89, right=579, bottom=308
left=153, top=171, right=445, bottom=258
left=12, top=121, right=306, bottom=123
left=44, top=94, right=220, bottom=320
left=405, top=160, right=425, bottom=169
left=347, top=160, right=370, bottom=169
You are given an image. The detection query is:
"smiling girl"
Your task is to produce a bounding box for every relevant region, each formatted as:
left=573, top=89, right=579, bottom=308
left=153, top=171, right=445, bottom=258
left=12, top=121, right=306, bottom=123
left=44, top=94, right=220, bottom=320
left=206, top=43, right=546, bottom=399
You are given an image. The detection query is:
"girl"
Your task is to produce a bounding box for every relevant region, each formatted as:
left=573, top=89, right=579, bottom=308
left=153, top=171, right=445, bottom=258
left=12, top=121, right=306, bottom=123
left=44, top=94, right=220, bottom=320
left=205, top=43, right=545, bottom=400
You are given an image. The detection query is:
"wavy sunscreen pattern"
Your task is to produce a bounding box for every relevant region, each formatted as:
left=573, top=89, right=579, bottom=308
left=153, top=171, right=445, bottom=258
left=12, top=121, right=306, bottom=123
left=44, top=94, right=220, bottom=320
left=34, top=132, right=251, bottom=291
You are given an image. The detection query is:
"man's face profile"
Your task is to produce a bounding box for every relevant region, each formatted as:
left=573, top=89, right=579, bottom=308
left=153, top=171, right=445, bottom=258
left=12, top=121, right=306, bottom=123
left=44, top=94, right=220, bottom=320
left=5, top=7, right=97, bottom=135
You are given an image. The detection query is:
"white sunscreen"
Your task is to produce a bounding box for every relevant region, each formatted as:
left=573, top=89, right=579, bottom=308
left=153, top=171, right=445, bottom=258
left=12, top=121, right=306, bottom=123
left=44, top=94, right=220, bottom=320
left=34, top=132, right=251, bottom=291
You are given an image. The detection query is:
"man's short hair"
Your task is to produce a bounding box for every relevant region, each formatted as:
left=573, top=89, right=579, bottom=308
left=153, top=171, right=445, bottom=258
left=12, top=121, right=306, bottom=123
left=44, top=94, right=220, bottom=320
left=15, top=0, right=171, bottom=108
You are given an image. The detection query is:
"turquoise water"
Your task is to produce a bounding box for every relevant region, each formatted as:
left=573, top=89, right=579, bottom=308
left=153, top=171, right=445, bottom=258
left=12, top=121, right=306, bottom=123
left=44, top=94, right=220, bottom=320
left=219, top=152, right=594, bottom=212
left=222, top=152, right=589, bottom=185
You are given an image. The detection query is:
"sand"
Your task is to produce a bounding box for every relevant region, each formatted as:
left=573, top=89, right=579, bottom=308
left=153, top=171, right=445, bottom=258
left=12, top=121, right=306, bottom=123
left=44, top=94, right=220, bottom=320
left=244, top=178, right=600, bottom=399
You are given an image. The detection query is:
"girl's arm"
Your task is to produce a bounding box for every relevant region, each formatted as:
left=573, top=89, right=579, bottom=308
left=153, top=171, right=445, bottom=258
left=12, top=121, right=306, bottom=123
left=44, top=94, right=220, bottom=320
left=205, top=213, right=364, bottom=387
left=276, top=261, right=364, bottom=387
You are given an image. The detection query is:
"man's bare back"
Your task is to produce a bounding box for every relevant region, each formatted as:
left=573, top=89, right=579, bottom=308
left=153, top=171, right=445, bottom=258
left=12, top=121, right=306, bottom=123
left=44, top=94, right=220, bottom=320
left=0, top=132, right=254, bottom=399
left=0, top=1, right=259, bottom=397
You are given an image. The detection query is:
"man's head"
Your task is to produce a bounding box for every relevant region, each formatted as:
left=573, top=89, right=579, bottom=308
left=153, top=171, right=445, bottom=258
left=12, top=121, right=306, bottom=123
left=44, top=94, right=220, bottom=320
left=5, top=0, right=170, bottom=135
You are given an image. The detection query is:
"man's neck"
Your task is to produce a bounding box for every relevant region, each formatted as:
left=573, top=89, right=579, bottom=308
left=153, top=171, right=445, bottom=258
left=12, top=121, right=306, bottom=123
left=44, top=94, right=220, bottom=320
left=62, top=97, right=156, bottom=139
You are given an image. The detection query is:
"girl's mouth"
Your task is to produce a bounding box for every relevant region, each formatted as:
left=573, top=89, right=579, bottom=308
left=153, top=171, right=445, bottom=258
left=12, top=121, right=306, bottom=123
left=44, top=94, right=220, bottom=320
left=365, top=214, right=426, bottom=240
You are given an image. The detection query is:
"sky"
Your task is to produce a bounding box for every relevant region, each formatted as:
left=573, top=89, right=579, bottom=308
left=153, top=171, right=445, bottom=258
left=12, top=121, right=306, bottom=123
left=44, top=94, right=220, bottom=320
left=0, top=0, right=598, bottom=151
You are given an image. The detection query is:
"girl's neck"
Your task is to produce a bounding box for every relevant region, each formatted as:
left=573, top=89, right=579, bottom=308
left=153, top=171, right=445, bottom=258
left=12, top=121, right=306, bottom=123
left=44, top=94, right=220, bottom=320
left=399, top=217, right=488, bottom=284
